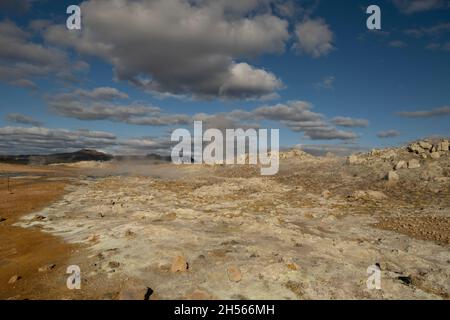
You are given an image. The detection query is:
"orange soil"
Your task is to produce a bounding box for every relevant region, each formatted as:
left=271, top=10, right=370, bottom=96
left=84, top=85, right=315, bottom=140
left=0, top=176, right=78, bottom=299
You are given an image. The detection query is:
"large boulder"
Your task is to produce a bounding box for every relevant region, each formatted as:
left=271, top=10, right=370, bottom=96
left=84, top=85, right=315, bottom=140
left=438, top=140, right=449, bottom=152
left=408, top=143, right=426, bottom=155
left=394, top=161, right=407, bottom=170
left=418, top=141, right=433, bottom=150
left=407, top=139, right=449, bottom=155
left=430, top=152, right=441, bottom=159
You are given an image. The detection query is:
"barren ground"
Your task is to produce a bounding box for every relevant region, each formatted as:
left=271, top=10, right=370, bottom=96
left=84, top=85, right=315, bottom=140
left=1, top=149, right=449, bottom=300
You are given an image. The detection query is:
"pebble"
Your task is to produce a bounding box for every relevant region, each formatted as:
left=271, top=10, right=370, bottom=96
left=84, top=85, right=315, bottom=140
left=8, top=275, right=21, bottom=284
left=287, top=262, right=299, bottom=271
left=227, top=265, right=242, bottom=282
left=171, top=255, right=188, bottom=272
left=38, top=264, right=56, bottom=272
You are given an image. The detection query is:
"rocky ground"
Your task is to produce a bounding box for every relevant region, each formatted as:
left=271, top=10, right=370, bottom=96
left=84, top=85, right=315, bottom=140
left=1, top=139, right=449, bottom=299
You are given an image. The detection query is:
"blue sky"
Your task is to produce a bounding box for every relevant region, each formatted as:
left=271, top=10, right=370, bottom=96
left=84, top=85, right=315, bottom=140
left=0, top=0, right=449, bottom=155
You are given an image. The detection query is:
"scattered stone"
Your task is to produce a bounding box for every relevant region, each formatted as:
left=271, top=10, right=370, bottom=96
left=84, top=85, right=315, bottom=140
left=86, top=234, right=99, bottom=242
left=285, top=280, right=304, bottom=298
left=351, top=190, right=387, bottom=200
left=125, top=229, right=135, bottom=237
left=287, top=262, right=299, bottom=271
left=108, top=261, right=121, bottom=269
left=9, top=139, right=450, bottom=300
left=171, top=255, right=188, bottom=272
left=163, top=212, right=177, bottom=221
left=153, top=212, right=177, bottom=222
left=350, top=190, right=366, bottom=200
left=394, top=161, right=407, bottom=170
left=227, top=265, right=242, bottom=282
left=386, top=171, right=399, bottom=183
left=407, top=159, right=420, bottom=169
left=209, top=248, right=229, bottom=258
left=347, top=155, right=364, bottom=165
left=365, top=190, right=387, bottom=200
left=321, top=190, right=331, bottom=199
left=8, top=275, right=21, bottom=284
left=38, top=264, right=56, bottom=272
left=0, top=217, right=6, bottom=223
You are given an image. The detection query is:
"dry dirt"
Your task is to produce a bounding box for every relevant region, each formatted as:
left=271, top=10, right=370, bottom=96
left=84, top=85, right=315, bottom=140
left=0, top=166, right=125, bottom=299
left=1, top=149, right=449, bottom=300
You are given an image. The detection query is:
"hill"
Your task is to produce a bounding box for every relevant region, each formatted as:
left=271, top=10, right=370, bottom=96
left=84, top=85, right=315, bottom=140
left=0, top=149, right=113, bottom=165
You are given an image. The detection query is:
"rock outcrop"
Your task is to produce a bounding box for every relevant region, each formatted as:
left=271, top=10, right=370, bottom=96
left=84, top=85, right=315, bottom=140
left=407, top=139, right=449, bottom=158
left=279, top=149, right=313, bottom=160
left=347, top=138, right=449, bottom=168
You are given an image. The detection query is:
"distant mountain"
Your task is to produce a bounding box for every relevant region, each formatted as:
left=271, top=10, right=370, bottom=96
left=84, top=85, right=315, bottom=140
left=0, top=149, right=113, bottom=165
